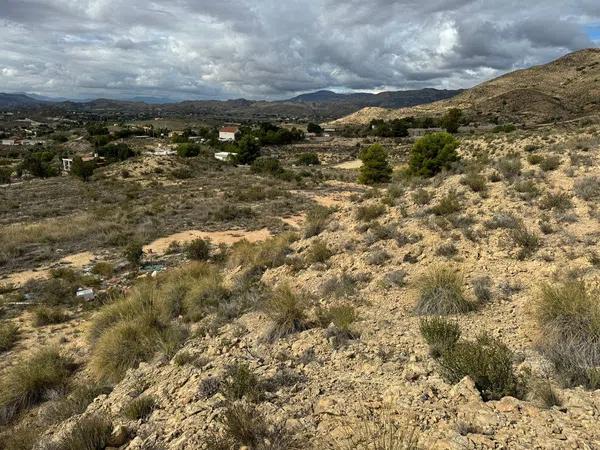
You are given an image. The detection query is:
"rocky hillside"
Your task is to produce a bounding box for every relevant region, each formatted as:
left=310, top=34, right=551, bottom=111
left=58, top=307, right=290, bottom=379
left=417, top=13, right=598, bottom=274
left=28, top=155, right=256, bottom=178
left=19, top=125, right=600, bottom=449
left=334, top=48, right=600, bottom=125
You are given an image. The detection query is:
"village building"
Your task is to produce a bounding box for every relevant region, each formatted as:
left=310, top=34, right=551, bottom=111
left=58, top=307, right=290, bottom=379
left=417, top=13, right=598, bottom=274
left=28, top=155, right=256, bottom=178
left=218, top=126, right=239, bottom=142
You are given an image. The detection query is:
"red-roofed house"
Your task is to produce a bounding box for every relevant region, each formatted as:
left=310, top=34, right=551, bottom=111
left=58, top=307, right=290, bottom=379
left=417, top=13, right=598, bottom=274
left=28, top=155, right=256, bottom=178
left=219, top=126, right=239, bottom=142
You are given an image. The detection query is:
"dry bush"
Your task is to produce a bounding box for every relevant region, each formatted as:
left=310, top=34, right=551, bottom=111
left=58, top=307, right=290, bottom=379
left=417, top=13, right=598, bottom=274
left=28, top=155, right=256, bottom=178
left=513, top=179, right=541, bottom=199
left=122, top=395, right=156, bottom=420
left=539, top=192, right=573, bottom=211
left=412, top=188, right=432, bottom=205
left=420, top=317, right=461, bottom=358
left=0, top=348, right=74, bottom=424
left=471, top=276, right=493, bottom=303
left=509, top=224, right=540, bottom=259
left=534, top=280, right=600, bottom=389
left=306, top=239, right=333, bottom=264
left=414, top=266, right=475, bottom=315
left=529, top=379, right=562, bottom=409
left=366, top=249, right=391, bottom=265
left=539, top=155, right=561, bottom=171
left=48, top=415, right=113, bottom=450
left=321, top=272, right=357, bottom=298
left=574, top=176, right=600, bottom=200
left=497, top=155, right=522, bottom=179
left=460, top=172, right=487, bottom=193
left=264, top=285, right=309, bottom=340
left=440, top=334, right=520, bottom=401
left=316, top=305, right=358, bottom=340
left=429, top=191, right=461, bottom=216
left=228, top=232, right=297, bottom=272
left=304, top=205, right=334, bottom=238
left=91, top=261, right=114, bottom=277
left=222, top=363, right=264, bottom=402
left=208, top=402, right=302, bottom=449
left=185, top=238, right=211, bottom=261
left=332, top=414, right=419, bottom=450
left=485, top=212, right=521, bottom=230
left=0, top=321, right=18, bottom=352
left=356, top=203, right=386, bottom=221
left=32, top=305, right=70, bottom=326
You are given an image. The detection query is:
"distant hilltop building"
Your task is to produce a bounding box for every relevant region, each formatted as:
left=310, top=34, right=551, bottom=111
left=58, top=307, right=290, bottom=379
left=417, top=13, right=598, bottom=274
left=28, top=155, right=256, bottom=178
left=218, top=125, right=239, bottom=142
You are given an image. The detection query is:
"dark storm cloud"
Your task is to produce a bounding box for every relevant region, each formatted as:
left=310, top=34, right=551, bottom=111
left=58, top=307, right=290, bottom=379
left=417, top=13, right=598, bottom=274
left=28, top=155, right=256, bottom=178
left=0, top=0, right=597, bottom=100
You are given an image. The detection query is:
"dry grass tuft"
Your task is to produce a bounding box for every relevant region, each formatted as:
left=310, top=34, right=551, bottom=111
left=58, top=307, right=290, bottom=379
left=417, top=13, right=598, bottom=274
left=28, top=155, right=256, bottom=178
left=414, top=266, right=475, bottom=315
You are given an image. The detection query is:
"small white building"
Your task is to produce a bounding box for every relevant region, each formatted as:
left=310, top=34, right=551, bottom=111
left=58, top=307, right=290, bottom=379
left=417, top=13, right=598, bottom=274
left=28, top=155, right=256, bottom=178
left=218, top=126, right=239, bottom=142
left=1, top=139, right=15, bottom=146
left=214, top=152, right=235, bottom=161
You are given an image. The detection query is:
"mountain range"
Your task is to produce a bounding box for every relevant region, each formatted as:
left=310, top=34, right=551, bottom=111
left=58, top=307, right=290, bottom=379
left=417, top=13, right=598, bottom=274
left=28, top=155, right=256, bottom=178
left=0, top=89, right=463, bottom=121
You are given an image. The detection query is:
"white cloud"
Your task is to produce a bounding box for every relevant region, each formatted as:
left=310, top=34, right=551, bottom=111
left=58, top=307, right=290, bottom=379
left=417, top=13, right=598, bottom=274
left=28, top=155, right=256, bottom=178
left=0, top=0, right=597, bottom=99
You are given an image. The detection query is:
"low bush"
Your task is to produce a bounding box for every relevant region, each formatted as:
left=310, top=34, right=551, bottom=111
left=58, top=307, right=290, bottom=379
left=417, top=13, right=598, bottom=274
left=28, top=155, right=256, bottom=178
left=420, top=317, right=461, bottom=357
left=472, top=276, right=493, bottom=303
left=306, top=239, right=333, bottom=264
left=50, top=415, right=113, bottom=450
left=122, top=395, right=156, bottom=420
left=485, top=212, right=521, bottom=230
left=412, top=188, right=432, bottom=205
left=539, top=192, right=573, bottom=211
left=513, top=179, right=541, bottom=199
left=264, top=285, right=308, bottom=340
left=356, top=203, right=385, bottom=221
left=539, top=155, right=561, bottom=171
left=228, top=233, right=296, bottom=273
left=429, top=191, right=461, bottom=216
left=124, top=241, right=144, bottom=266
left=574, top=176, right=600, bottom=200
left=527, top=154, right=543, bottom=165
left=91, top=262, right=114, bottom=277
left=32, top=305, right=69, bottom=326
left=461, top=172, right=487, bottom=193
left=497, top=155, right=522, bottom=179
left=316, top=305, right=358, bottom=339
left=209, top=403, right=300, bottom=449
left=185, top=238, right=211, bottom=261
left=213, top=204, right=254, bottom=221
left=320, top=272, right=357, bottom=298
left=0, top=348, right=74, bottom=424
left=0, top=321, right=18, bottom=352
left=414, top=266, right=475, bottom=315
left=304, top=205, right=334, bottom=238
left=509, top=225, right=540, bottom=259
left=534, top=280, right=600, bottom=389
left=222, top=363, right=264, bottom=402
left=439, top=334, right=520, bottom=401
left=295, top=152, right=320, bottom=166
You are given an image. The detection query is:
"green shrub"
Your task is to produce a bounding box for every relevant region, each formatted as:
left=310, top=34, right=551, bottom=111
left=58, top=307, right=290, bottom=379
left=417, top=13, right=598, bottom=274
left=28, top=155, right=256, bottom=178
left=122, top=395, right=156, bottom=420
left=429, top=191, right=461, bottom=216
left=513, top=179, right=541, bottom=199
left=461, top=172, right=487, bottom=193
left=70, top=156, right=95, bottom=182
left=307, top=239, right=333, bottom=264
left=124, top=241, right=143, bottom=266
left=222, top=363, right=263, bottom=402
left=440, top=334, right=520, bottom=401
left=358, top=144, right=392, bottom=185
left=185, top=238, right=211, bottom=261
left=52, top=415, right=113, bottom=450
left=441, top=108, right=462, bottom=134
left=497, top=155, right=521, bottom=179
left=409, top=132, right=459, bottom=177
left=209, top=403, right=300, bottom=449
left=539, top=155, right=561, bottom=171
left=356, top=203, right=385, bottom=221
left=176, top=143, right=201, bottom=157
left=0, top=321, right=18, bottom=353
left=414, top=266, right=475, bottom=315
left=534, top=281, right=600, bottom=389
left=420, top=317, right=461, bottom=357
left=0, top=348, right=74, bottom=424
left=412, top=188, right=432, bottom=205
left=574, top=176, right=600, bottom=200
left=316, top=305, right=358, bottom=338
left=264, top=285, right=308, bottom=340
left=234, top=135, right=261, bottom=165
left=91, top=262, right=114, bottom=277
left=509, top=225, right=540, bottom=259
left=251, top=157, right=285, bottom=176
left=527, top=154, right=543, bottom=165
left=539, top=192, right=573, bottom=211
left=33, top=305, right=69, bottom=326
left=304, top=205, right=334, bottom=238
left=295, top=152, right=320, bottom=166
left=492, top=124, right=516, bottom=133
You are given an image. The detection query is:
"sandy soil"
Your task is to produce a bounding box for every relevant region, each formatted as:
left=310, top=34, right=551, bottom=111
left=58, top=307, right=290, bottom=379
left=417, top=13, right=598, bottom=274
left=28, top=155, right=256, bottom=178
left=334, top=159, right=363, bottom=169
left=0, top=251, right=95, bottom=287
left=144, top=228, right=272, bottom=254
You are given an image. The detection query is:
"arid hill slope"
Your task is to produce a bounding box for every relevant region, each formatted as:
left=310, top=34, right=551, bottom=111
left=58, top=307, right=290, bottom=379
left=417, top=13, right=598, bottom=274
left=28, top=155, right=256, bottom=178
left=334, top=48, right=600, bottom=125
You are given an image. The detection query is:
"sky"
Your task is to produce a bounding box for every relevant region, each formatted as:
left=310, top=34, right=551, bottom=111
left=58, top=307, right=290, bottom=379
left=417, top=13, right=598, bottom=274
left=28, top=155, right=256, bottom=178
left=0, top=0, right=599, bottom=101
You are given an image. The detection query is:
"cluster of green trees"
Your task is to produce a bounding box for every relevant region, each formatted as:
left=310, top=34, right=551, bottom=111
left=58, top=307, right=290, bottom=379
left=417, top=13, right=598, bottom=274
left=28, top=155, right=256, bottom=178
left=96, top=143, right=136, bottom=161
left=358, top=131, right=460, bottom=185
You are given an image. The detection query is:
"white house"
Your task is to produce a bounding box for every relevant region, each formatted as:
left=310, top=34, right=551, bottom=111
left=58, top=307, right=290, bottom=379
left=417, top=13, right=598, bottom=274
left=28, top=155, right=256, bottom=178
left=218, top=126, right=239, bottom=142
left=1, top=139, right=15, bottom=146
